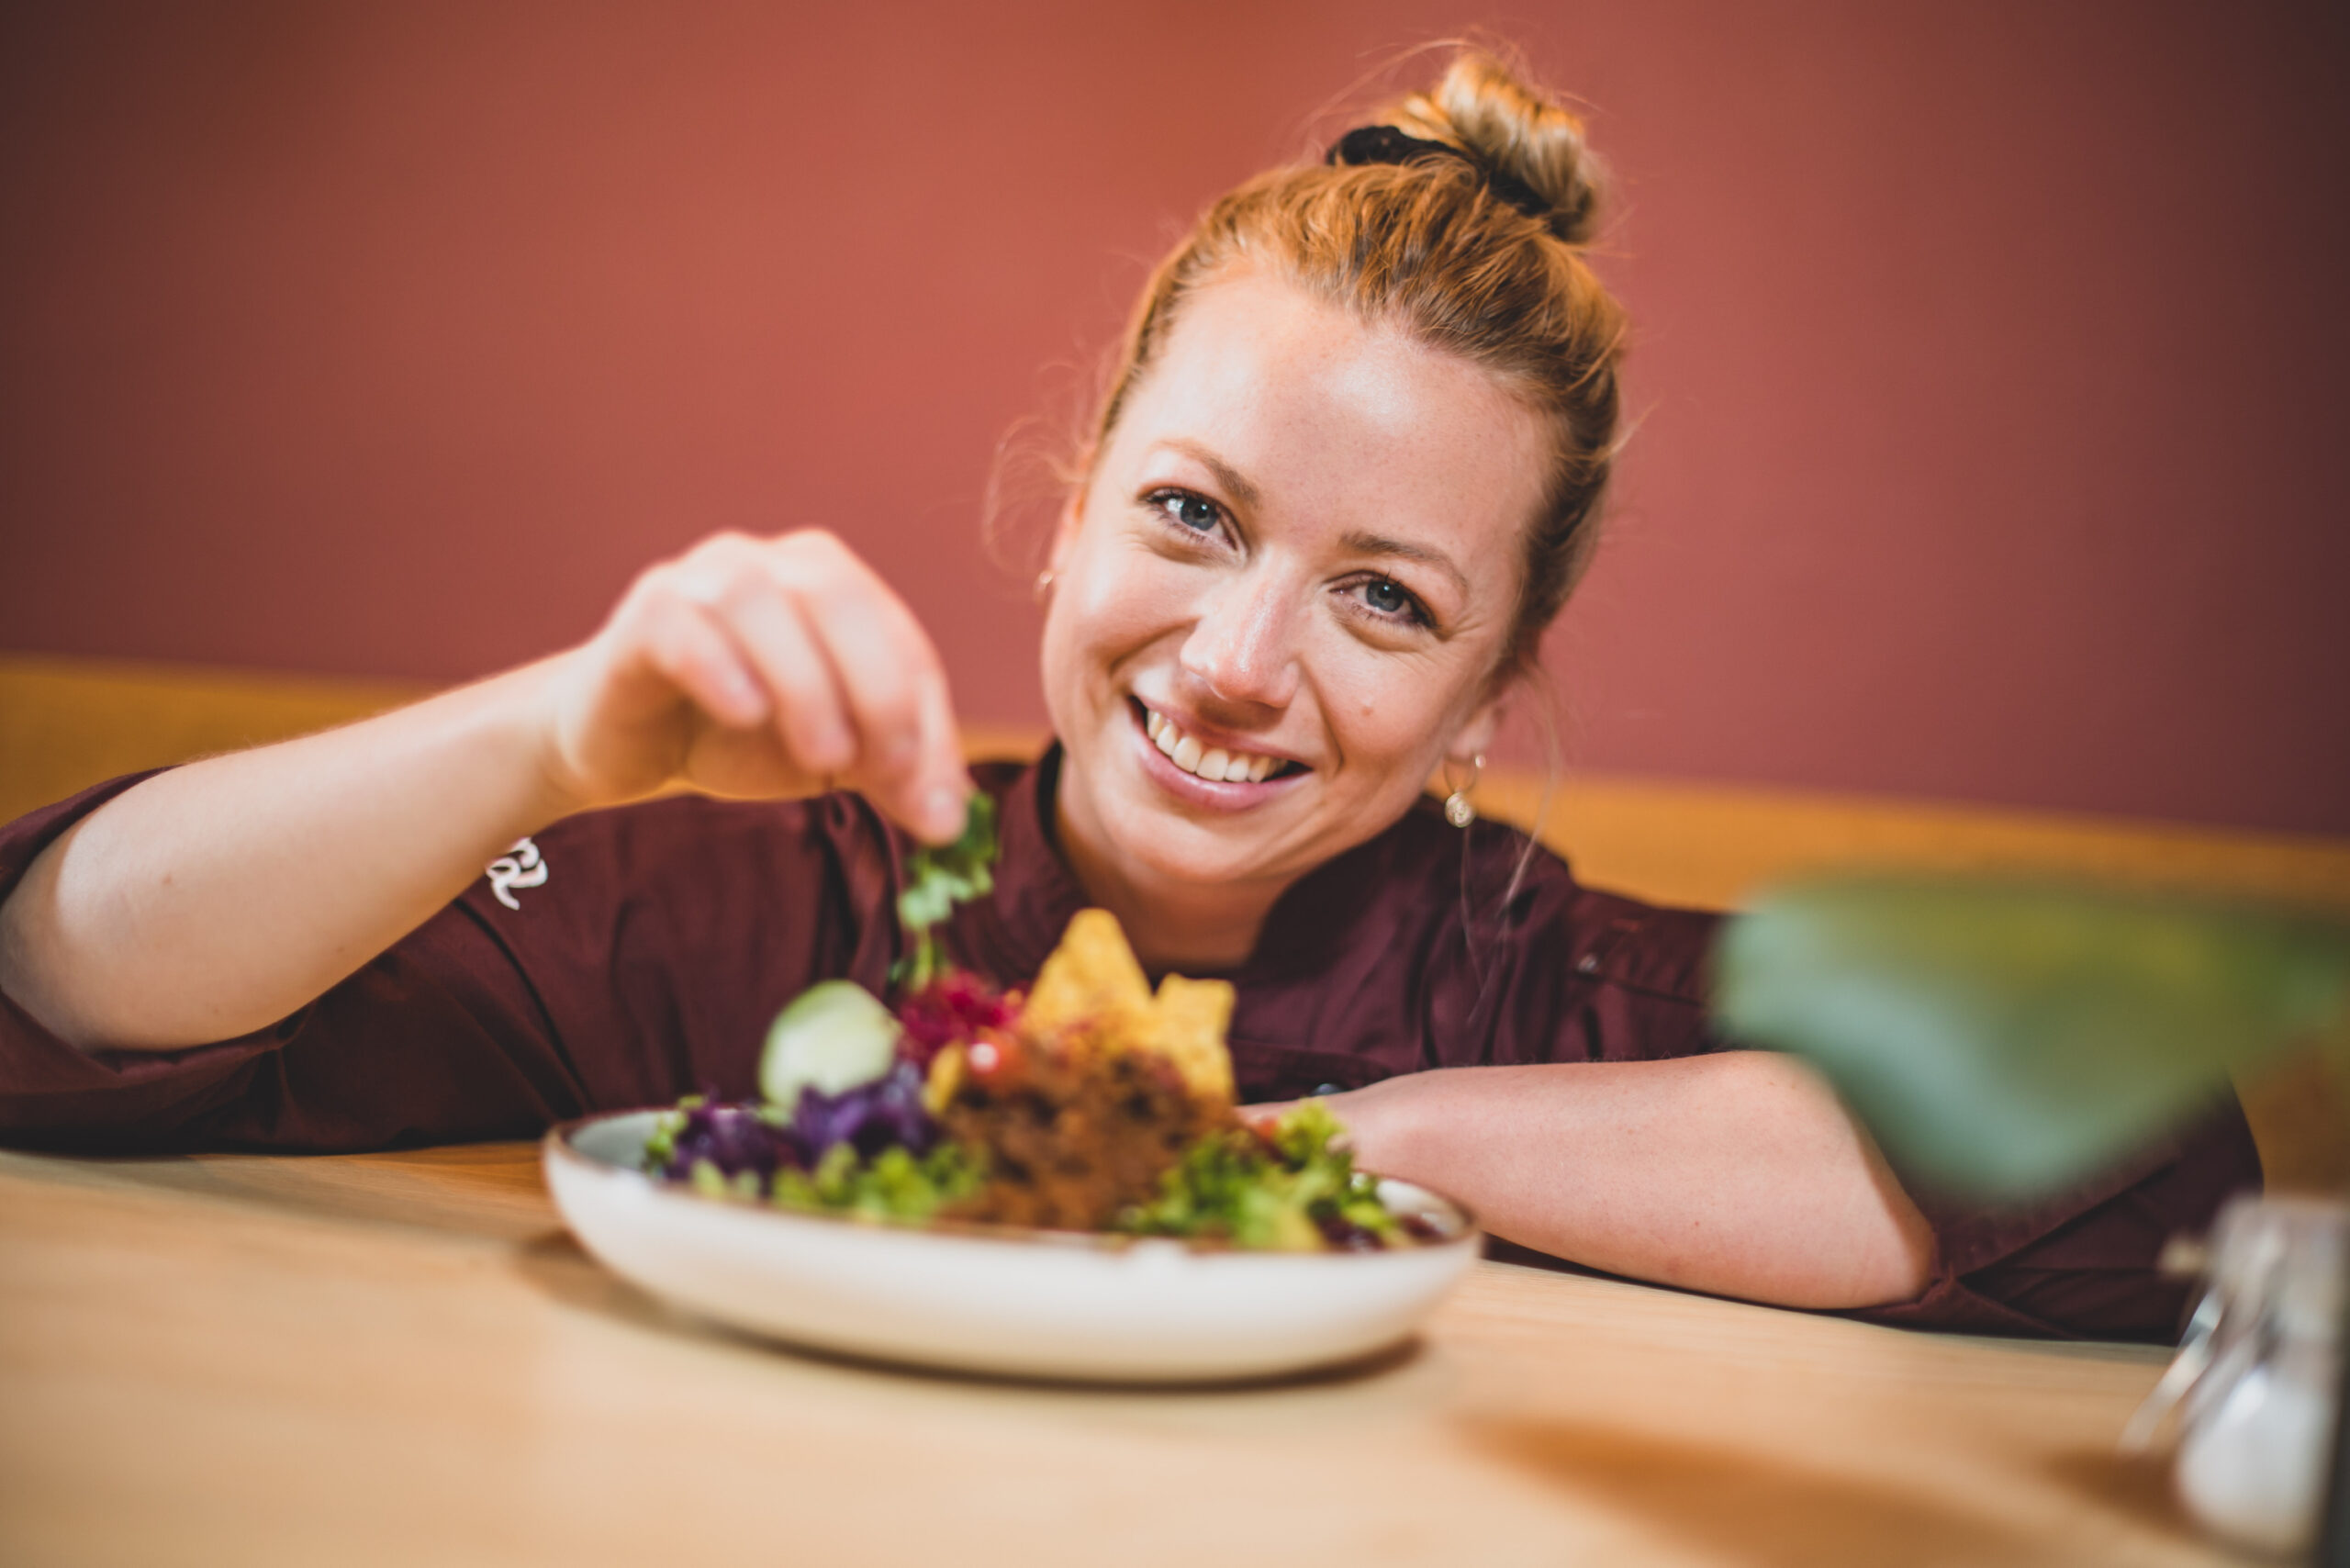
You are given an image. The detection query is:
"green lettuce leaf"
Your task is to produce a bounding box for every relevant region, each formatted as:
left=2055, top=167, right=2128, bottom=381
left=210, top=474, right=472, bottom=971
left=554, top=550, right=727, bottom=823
left=893, top=792, right=999, bottom=990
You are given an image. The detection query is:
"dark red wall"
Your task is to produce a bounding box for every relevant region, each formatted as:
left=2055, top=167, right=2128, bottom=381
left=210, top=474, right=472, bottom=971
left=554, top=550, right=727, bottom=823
left=4, top=2, right=2344, bottom=834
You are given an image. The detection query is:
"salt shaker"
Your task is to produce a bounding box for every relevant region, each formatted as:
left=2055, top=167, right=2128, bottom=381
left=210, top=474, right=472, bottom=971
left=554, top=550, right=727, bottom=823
left=2132, top=1194, right=2345, bottom=1558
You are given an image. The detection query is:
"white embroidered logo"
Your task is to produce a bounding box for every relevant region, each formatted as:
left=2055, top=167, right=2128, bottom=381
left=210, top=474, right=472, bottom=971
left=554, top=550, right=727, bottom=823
left=486, top=837, right=547, bottom=911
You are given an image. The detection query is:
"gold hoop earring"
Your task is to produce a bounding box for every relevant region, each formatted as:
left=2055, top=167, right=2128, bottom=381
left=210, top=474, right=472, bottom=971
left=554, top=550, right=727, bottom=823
left=1033, top=568, right=1056, bottom=604
left=1442, top=753, right=1484, bottom=828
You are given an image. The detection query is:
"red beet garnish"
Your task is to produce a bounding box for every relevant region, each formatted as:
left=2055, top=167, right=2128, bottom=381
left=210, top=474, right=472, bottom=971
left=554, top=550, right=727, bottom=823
left=894, top=970, right=1020, bottom=1067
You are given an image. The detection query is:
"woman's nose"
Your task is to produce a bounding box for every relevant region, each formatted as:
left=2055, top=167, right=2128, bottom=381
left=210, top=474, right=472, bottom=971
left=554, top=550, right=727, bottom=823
left=1178, top=570, right=1302, bottom=711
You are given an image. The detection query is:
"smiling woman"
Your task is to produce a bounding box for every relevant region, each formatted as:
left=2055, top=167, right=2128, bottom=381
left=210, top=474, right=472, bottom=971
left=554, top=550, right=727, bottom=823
left=1044, top=271, right=1553, bottom=969
left=0, top=50, right=2256, bottom=1340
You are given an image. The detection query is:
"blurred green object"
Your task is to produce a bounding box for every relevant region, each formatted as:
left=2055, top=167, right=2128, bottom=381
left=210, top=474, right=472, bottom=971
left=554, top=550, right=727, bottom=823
left=1714, top=877, right=2350, bottom=1201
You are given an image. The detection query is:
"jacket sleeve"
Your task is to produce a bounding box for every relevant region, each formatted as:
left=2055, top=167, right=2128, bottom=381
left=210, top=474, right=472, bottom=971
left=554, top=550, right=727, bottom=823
left=1516, top=881, right=2265, bottom=1342
left=0, top=772, right=589, bottom=1151
left=1840, top=1097, right=2261, bottom=1340
left=0, top=771, right=907, bottom=1154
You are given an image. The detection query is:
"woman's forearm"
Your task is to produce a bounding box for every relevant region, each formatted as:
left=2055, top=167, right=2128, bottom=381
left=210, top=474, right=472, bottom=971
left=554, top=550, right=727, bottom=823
left=0, top=530, right=972, bottom=1057
left=1318, top=1054, right=1937, bottom=1310
left=0, top=661, right=577, bottom=1053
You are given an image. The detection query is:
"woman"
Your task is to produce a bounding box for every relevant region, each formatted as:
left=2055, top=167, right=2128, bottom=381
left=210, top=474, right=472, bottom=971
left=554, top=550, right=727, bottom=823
left=0, top=54, right=2255, bottom=1338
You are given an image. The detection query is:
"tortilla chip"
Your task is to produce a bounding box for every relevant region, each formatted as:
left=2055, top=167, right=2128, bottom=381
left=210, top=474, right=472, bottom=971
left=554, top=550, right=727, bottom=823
left=1023, top=908, right=1151, bottom=1037
left=1022, top=909, right=1237, bottom=1103
left=1153, top=973, right=1237, bottom=1103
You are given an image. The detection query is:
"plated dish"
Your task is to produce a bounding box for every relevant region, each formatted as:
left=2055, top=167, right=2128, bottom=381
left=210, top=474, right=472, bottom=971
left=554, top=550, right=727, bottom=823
left=546, top=1111, right=1476, bottom=1382
left=543, top=799, right=1481, bottom=1381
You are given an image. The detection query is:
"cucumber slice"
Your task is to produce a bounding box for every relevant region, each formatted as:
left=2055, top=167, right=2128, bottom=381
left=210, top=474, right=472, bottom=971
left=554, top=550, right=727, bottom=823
left=760, top=980, right=901, bottom=1107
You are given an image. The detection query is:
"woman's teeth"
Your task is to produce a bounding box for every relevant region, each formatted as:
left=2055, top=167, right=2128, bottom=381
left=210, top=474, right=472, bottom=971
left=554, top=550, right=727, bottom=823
left=1143, top=707, right=1283, bottom=783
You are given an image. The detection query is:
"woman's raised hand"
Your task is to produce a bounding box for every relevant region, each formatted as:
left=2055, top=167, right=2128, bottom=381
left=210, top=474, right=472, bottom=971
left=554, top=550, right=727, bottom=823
left=0, top=527, right=971, bottom=1052
left=539, top=530, right=970, bottom=843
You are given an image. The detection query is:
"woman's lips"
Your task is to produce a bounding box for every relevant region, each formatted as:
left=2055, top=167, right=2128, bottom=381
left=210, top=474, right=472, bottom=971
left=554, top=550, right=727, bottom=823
left=1137, top=702, right=1300, bottom=783
left=1125, top=699, right=1306, bottom=804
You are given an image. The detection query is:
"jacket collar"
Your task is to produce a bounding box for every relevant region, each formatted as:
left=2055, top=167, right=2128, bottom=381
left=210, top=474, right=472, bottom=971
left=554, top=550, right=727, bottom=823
left=944, top=742, right=1401, bottom=990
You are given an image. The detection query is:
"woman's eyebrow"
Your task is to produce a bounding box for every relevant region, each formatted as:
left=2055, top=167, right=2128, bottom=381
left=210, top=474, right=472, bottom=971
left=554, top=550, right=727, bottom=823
left=1342, top=531, right=1470, bottom=598
left=1154, top=439, right=1261, bottom=509
left=1150, top=441, right=1466, bottom=597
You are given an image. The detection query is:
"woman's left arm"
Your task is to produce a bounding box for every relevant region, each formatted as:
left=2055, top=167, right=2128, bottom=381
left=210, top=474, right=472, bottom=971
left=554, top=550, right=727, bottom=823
left=1310, top=1053, right=1938, bottom=1310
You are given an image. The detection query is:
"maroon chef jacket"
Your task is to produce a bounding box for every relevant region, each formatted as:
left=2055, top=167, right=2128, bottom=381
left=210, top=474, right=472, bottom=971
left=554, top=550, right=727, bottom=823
left=0, top=749, right=2260, bottom=1342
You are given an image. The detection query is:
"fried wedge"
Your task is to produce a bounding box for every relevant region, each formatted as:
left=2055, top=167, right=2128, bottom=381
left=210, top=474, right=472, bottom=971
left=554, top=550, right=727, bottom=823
left=1024, top=909, right=1236, bottom=1104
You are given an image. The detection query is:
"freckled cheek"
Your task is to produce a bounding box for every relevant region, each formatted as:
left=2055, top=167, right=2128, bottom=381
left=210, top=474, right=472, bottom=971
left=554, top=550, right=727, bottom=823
left=1042, top=543, right=1197, bottom=722
left=1067, top=548, right=1198, bottom=673
left=1309, top=647, right=1456, bottom=779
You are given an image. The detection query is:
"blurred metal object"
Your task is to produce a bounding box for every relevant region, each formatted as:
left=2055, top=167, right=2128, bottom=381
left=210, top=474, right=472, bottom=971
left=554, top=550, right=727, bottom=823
left=2121, top=1281, right=2225, bottom=1453
left=2131, top=1194, right=2345, bottom=1560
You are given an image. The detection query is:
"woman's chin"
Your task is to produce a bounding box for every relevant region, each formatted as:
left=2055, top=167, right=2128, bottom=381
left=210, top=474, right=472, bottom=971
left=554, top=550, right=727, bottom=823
left=1143, top=840, right=1289, bottom=892
left=1058, top=708, right=1336, bottom=890
left=1082, top=774, right=1307, bottom=891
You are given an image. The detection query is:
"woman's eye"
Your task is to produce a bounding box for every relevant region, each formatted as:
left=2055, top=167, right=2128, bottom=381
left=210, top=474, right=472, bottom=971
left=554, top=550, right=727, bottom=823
left=1353, top=576, right=1429, bottom=626
left=1151, top=490, right=1225, bottom=534
left=1341, top=574, right=1431, bottom=629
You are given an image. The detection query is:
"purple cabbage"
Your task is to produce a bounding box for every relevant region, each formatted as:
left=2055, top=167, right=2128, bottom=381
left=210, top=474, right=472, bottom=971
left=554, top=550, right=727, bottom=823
left=791, top=1059, right=936, bottom=1160
left=653, top=1099, right=797, bottom=1182
left=655, top=1060, right=942, bottom=1187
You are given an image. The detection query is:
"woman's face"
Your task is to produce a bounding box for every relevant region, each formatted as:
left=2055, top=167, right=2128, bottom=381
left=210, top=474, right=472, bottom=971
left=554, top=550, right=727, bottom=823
left=1040, top=268, right=1550, bottom=896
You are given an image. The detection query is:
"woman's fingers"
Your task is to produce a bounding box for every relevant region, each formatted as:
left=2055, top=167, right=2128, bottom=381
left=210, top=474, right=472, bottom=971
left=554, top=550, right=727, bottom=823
left=653, top=531, right=968, bottom=842
left=765, top=535, right=968, bottom=842
left=695, top=566, right=856, bottom=777
left=542, top=566, right=789, bottom=812
left=636, top=585, right=772, bottom=732
left=911, top=652, right=967, bottom=838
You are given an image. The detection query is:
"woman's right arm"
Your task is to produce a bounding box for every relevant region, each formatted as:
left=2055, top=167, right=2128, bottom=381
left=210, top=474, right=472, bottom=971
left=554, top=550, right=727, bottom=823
left=0, top=530, right=968, bottom=1054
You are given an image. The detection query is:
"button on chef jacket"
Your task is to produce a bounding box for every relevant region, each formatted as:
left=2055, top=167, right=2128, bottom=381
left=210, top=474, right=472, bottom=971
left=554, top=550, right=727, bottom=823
left=0, top=748, right=2260, bottom=1342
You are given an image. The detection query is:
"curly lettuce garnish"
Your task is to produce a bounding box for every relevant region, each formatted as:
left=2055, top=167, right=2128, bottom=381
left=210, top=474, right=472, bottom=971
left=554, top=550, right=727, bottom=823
left=1117, top=1101, right=1404, bottom=1251
left=770, top=1141, right=984, bottom=1224
left=893, top=792, right=998, bottom=991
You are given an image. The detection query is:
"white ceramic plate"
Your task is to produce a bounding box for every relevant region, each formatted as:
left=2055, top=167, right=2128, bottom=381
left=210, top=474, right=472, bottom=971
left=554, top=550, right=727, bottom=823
left=544, top=1110, right=1481, bottom=1383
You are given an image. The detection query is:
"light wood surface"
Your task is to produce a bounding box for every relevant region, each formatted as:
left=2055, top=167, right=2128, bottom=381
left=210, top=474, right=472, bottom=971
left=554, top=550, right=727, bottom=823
left=0, top=1140, right=2255, bottom=1567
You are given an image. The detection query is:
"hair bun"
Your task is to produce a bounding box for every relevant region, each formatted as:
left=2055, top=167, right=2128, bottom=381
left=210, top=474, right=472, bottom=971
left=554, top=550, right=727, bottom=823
left=1383, top=51, right=1606, bottom=245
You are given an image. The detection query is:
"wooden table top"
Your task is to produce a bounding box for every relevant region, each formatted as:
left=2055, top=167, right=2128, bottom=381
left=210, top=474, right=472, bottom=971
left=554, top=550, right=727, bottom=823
left=0, top=1141, right=2255, bottom=1567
